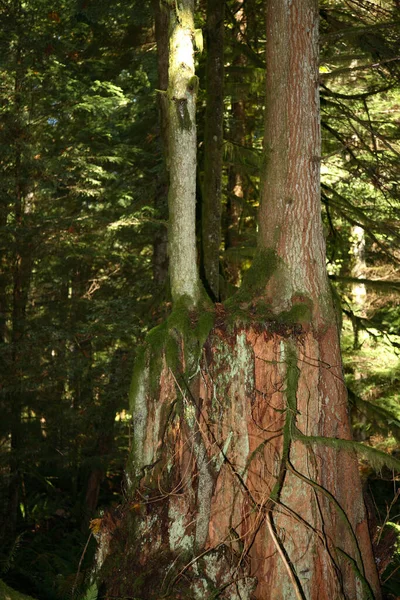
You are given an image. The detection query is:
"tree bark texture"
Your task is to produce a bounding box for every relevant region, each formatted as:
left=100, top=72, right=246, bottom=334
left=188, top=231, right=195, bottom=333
left=202, top=0, right=225, bottom=301
left=259, top=0, right=329, bottom=323
left=225, top=0, right=247, bottom=290
left=167, top=0, right=200, bottom=305
left=102, top=318, right=380, bottom=599
left=98, top=1, right=381, bottom=599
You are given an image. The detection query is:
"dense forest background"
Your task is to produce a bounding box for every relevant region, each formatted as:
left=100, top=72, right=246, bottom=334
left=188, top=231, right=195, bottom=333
left=0, top=0, right=399, bottom=598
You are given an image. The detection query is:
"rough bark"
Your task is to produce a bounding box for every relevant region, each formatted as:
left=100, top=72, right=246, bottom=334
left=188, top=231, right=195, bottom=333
left=167, top=0, right=201, bottom=305
left=224, top=0, right=247, bottom=290
left=112, top=322, right=380, bottom=599
left=202, top=0, right=224, bottom=300
left=97, top=1, right=382, bottom=599
left=260, top=0, right=328, bottom=324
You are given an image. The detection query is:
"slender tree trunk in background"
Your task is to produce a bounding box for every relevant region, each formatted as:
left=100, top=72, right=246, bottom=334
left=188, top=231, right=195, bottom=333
left=152, top=0, right=170, bottom=288
left=5, top=52, right=33, bottom=543
left=0, top=198, right=8, bottom=344
left=201, top=0, right=224, bottom=301
left=98, top=1, right=382, bottom=599
left=225, top=0, right=247, bottom=289
left=83, top=350, right=126, bottom=529
left=350, top=225, right=367, bottom=349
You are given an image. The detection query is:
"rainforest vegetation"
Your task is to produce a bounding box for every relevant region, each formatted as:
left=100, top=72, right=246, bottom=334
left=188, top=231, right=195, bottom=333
left=0, top=0, right=400, bottom=598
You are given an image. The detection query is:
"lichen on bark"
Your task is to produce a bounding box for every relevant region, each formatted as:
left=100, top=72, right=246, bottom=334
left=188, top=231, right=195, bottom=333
left=167, top=0, right=201, bottom=306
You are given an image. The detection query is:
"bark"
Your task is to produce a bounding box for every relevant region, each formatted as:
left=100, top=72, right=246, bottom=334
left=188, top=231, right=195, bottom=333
left=112, top=323, right=380, bottom=600
left=259, top=0, right=329, bottom=323
left=167, top=0, right=201, bottom=306
left=98, top=1, right=382, bottom=599
left=202, top=0, right=225, bottom=300
left=225, top=0, right=247, bottom=290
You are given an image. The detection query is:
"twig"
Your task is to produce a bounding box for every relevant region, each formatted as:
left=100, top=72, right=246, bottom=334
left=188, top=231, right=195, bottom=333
left=72, top=532, right=93, bottom=598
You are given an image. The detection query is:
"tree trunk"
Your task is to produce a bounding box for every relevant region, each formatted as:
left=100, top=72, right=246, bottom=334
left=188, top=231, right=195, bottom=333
left=152, top=0, right=170, bottom=288
left=201, top=0, right=224, bottom=300
left=5, top=48, right=34, bottom=543
left=98, top=1, right=382, bottom=599
left=225, top=0, right=247, bottom=290
left=167, top=0, right=200, bottom=306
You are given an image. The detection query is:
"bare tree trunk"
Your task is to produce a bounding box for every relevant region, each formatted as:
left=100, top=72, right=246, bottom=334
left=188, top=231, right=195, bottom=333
left=167, top=0, right=200, bottom=306
left=5, top=48, right=33, bottom=543
left=225, top=0, right=247, bottom=289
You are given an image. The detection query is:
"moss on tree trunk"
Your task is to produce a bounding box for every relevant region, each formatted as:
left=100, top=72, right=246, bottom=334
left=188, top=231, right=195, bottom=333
left=96, top=1, right=383, bottom=598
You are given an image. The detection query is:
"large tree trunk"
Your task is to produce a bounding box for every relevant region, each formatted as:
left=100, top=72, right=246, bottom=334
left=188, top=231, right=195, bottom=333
left=98, top=1, right=382, bottom=599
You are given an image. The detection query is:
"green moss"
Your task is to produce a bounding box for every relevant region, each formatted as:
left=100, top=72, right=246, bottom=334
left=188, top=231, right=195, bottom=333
left=270, top=342, right=299, bottom=502
left=187, top=74, right=199, bottom=94
left=130, top=295, right=214, bottom=406
left=225, top=248, right=278, bottom=308
left=278, top=298, right=312, bottom=325
left=295, top=433, right=400, bottom=472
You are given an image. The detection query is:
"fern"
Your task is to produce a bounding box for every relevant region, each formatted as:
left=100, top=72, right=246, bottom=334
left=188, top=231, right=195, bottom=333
left=1, top=532, right=25, bottom=575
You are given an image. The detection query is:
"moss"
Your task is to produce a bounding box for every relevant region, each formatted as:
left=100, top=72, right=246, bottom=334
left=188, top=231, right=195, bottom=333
left=223, top=250, right=313, bottom=331
left=129, top=294, right=215, bottom=421
left=225, top=248, right=278, bottom=308
left=278, top=297, right=312, bottom=325
left=187, top=74, right=199, bottom=94
left=270, top=342, right=299, bottom=502
left=222, top=249, right=317, bottom=338
left=295, top=433, right=400, bottom=472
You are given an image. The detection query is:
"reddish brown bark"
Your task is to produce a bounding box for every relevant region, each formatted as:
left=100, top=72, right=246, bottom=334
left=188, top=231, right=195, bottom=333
left=103, top=317, right=379, bottom=599
left=260, top=0, right=328, bottom=323
left=98, top=1, right=381, bottom=599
